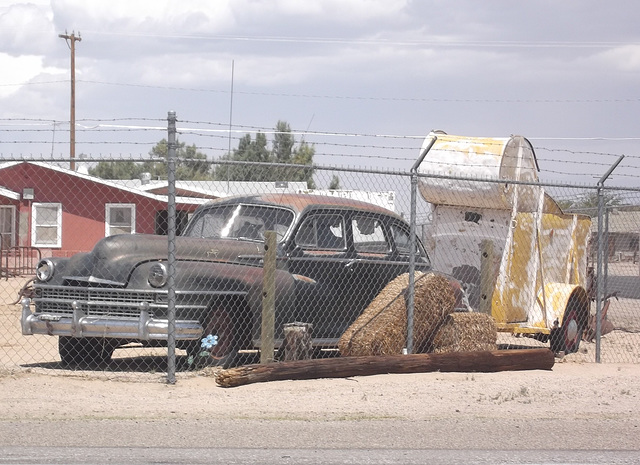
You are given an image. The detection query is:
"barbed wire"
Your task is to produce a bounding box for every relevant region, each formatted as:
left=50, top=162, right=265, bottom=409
left=1, top=117, right=638, bottom=181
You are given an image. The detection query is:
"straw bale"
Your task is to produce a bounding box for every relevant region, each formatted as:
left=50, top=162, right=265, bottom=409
left=431, top=312, right=497, bottom=353
left=338, top=272, right=456, bottom=356
left=412, top=272, right=457, bottom=353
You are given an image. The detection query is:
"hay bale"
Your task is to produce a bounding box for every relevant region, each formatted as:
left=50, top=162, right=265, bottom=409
left=412, top=273, right=458, bottom=353
left=338, top=273, right=413, bottom=356
left=431, top=312, right=497, bottom=353
left=338, top=272, right=456, bottom=356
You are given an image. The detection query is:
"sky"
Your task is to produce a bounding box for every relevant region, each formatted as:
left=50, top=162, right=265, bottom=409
left=1, top=0, right=640, bottom=193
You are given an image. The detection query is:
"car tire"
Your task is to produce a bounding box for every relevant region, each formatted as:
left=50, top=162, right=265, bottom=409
left=59, top=336, right=85, bottom=367
left=187, top=306, right=240, bottom=369
left=59, top=336, right=115, bottom=367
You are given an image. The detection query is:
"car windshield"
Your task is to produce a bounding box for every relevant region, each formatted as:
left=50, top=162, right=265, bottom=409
left=183, top=203, right=295, bottom=242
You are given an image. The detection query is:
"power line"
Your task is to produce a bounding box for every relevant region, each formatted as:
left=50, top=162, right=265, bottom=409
left=76, top=80, right=640, bottom=103
left=76, top=31, right=640, bottom=49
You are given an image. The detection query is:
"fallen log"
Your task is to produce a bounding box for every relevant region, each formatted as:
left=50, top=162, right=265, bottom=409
left=215, top=348, right=554, bottom=388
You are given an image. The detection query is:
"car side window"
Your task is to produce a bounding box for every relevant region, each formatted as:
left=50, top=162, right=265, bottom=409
left=295, top=214, right=345, bottom=250
left=390, top=222, right=422, bottom=254
left=352, top=215, right=389, bottom=254
left=188, top=213, right=225, bottom=239
left=392, top=223, right=412, bottom=253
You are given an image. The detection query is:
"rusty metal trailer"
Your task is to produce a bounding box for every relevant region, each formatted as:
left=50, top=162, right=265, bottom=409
left=417, top=131, right=591, bottom=354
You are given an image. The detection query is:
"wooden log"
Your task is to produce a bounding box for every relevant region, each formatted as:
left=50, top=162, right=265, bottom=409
left=215, top=348, right=554, bottom=388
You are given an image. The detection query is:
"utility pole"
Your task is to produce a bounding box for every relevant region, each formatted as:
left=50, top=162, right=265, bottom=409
left=58, top=31, right=81, bottom=171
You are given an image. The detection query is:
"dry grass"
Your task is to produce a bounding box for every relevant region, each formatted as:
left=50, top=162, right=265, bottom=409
left=431, top=312, right=498, bottom=353
left=338, top=272, right=456, bottom=356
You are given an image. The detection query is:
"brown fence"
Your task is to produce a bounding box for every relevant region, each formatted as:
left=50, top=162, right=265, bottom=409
left=1, top=246, right=41, bottom=279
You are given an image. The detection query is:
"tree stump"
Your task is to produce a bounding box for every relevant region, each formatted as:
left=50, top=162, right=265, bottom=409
left=283, top=322, right=313, bottom=361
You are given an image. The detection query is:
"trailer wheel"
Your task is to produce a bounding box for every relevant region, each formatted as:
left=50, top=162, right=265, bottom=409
left=550, top=301, right=587, bottom=355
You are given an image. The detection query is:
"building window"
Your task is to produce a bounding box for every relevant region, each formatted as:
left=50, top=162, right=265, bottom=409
left=0, top=206, right=16, bottom=250
left=32, top=203, right=62, bottom=248
left=106, top=204, right=136, bottom=236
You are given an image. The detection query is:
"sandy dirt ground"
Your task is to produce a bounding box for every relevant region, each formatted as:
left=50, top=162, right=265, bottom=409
left=1, top=274, right=639, bottom=451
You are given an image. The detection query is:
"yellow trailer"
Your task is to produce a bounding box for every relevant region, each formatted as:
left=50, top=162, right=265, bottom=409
left=417, top=131, right=591, bottom=354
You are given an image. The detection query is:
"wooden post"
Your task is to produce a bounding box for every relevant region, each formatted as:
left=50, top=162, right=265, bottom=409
left=283, top=322, right=313, bottom=361
left=260, top=231, right=276, bottom=364
left=479, top=240, right=496, bottom=315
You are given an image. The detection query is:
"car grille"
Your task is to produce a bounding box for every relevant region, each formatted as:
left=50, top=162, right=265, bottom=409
left=34, top=285, right=165, bottom=318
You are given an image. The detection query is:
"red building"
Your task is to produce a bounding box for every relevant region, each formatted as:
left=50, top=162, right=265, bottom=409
left=0, top=161, right=205, bottom=261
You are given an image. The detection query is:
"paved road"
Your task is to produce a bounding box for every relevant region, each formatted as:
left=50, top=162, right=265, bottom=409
left=1, top=447, right=640, bottom=465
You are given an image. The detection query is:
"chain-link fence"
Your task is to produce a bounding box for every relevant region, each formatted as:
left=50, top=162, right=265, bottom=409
left=1, top=115, right=639, bottom=382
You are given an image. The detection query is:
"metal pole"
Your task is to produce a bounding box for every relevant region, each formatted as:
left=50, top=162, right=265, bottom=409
left=595, top=155, right=624, bottom=363
left=406, top=135, right=437, bottom=354
left=166, top=110, right=177, bottom=383
left=604, top=206, right=610, bottom=298
left=595, top=185, right=604, bottom=363
left=227, top=60, right=234, bottom=190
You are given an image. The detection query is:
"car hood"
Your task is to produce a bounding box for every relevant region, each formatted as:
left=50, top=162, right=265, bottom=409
left=61, top=234, right=267, bottom=285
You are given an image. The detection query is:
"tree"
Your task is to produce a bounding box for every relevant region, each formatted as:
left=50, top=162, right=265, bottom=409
left=272, top=120, right=294, bottom=164
left=213, top=121, right=316, bottom=188
left=88, top=160, right=145, bottom=180
left=329, top=175, right=341, bottom=190
left=214, top=132, right=271, bottom=182
left=89, top=139, right=210, bottom=180
left=289, top=140, right=316, bottom=188
left=563, top=190, right=623, bottom=217
left=141, top=139, right=210, bottom=181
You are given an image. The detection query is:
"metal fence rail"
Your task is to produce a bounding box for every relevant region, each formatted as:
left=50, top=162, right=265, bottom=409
left=1, top=246, right=41, bottom=279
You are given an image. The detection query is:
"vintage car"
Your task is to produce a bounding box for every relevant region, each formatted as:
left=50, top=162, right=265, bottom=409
left=21, top=193, right=464, bottom=368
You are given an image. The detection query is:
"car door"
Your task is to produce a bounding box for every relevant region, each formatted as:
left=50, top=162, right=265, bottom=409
left=346, top=214, right=433, bottom=321
left=285, top=211, right=355, bottom=341
left=345, top=214, right=398, bottom=318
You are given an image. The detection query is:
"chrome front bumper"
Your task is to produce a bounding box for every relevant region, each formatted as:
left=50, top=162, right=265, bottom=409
left=20, top=298, right=202, bottom=340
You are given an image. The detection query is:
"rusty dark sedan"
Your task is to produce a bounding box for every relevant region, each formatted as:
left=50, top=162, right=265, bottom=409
left=21, top=193, right=455, bottom=368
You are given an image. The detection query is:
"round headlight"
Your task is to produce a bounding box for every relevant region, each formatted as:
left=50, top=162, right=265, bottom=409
left=148, top=262, right=168, bottom=288
left=36, top=259, right=55, bottom=282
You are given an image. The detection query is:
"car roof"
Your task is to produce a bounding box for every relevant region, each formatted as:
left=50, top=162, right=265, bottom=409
left=199, top=193, right=404, bottom=220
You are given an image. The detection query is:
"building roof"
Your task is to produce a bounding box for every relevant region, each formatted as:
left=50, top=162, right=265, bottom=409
left=115, top=179, right=309, bottom=199
left=0, top=161, right=206, bottom=205
left=600, top=209, right=640, bottom=234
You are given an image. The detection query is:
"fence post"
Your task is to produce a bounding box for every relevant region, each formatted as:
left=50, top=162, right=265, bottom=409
left=166, top=110, right=177, bottom=383
left=407, top=136, right=437, bottom=354
left=479, top=240, right=495, bottom=315
left=595, top=155, right=624, bottom=363
left=260, top=231, right=276, bottom=364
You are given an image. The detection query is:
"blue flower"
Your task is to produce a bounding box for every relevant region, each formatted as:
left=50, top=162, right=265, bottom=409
left=201, top=334, right=219, bottom=350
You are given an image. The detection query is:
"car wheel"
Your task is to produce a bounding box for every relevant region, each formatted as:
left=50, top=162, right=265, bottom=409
left=85, top=338, right=117, bottom=365
left=59, top=337, right=115, bottom=367
left=188, top=306, right=239, bottom=369
left=59, top=336, right=85, bottom=367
